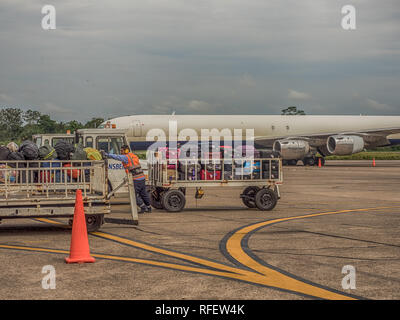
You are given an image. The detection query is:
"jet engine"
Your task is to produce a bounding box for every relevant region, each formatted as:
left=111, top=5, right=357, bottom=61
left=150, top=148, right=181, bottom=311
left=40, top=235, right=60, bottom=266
left=273, top=140, right=310, bottom=160
left=327, top=135, right=365, bottom=155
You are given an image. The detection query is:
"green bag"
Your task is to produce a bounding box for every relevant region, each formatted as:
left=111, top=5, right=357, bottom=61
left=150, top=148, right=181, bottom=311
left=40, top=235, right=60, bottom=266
left=71, top=144, right=87, bottom=160
left=38, top=144, right=57, bottom=160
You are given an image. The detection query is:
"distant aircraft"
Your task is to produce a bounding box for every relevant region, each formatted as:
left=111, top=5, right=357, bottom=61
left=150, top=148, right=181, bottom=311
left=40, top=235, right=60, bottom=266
left=100, top=115, right=400, bottom=166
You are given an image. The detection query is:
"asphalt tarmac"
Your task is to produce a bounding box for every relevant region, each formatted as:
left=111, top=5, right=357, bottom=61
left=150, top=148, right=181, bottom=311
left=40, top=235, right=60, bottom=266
left=0, top=160, right=399, bottom=300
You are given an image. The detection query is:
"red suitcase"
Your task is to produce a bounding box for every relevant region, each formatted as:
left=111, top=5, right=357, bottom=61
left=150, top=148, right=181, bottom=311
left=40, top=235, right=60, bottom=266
left=200, top=170, right=221, bottom=180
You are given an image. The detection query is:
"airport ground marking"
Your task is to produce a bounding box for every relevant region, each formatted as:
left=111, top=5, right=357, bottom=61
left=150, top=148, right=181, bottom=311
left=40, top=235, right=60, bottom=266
left=2, top=206, right=397, bottom=299
left=0, top=241, right=355, bottom=300
left=224, top=205, right=400, bottom=300
left=0, top=243, right=250, bottom=280
left=36, top=217, right=363, bottom=299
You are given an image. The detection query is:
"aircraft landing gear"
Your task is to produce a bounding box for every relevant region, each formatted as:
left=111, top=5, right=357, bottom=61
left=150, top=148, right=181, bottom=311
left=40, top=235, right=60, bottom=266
left=283, top=159, right=298, bottom=166
left=303, top=156, right=325, bottom=166
left=282, top=155, right=325, bottom=167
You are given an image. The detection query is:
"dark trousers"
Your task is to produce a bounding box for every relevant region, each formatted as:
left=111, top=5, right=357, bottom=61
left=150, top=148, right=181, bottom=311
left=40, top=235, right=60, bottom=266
left=134, top=179, right=150, bottom=207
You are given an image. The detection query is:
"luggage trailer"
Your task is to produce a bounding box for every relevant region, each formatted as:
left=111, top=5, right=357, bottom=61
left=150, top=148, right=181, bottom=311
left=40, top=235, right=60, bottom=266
left=148, top=154, right=283, bottom=212
left=0, top=160, right=111, bottom=231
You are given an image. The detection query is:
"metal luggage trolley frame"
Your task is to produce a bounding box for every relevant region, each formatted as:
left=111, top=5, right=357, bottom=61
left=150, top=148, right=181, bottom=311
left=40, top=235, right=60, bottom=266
left=148, top=152, right=283, bottom=212
left=0, top=160, right=110, bottom=231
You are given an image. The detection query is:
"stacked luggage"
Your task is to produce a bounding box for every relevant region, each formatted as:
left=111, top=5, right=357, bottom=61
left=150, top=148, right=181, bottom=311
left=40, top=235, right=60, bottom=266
left=0, top=147, right=17, bottom=183
left=157, top=145, right=281, bottom=181
left=0, top=139, right=104, bottom=184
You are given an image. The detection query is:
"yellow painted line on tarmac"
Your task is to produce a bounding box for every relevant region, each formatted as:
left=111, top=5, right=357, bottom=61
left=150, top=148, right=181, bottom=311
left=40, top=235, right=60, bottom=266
left=35, top=218, right=68, bottom=226
left=0, top=244, right=69, bottom=255
left=225, top=206, right=400, bottom=300
left=0, top=244, right=257, bottom=284
left=30, top=206, right=400, bottom=299
left=28, top=219, right=357, bottom=299
left=91, top=231, right=356, bottom=299
left=35, top=218, right=249, bottom=275
left=91, top=231, right=248, bottom=276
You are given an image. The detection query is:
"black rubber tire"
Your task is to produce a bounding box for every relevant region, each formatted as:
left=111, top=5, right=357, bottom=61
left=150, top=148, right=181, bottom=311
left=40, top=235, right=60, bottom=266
left=241, top=186, right=260, bottom=208
left=150, top=188, right=165, bottom=209
left=289, top=159, right=297, bottom=166
left=85, top=214, right=104, bottom=232
left=254, top=188, right=278, bottom=211
left=162, top=189, right=186, bottom=212
left=305, top=157, right=316, bottom=166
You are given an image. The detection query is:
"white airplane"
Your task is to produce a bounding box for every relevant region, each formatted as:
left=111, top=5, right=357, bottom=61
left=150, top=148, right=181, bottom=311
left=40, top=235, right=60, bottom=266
left=100, top=115, right=400, bottom=166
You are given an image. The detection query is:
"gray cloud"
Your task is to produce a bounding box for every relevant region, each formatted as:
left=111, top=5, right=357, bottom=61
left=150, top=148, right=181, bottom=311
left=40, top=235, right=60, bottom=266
left=288, top=90, right=312, bottom=101
left=0, top=0, right=399, bottom=120
left=365, top=98, right=394, bottom=112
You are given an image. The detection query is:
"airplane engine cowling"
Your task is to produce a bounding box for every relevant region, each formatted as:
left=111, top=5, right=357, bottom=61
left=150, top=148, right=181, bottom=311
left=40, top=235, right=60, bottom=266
left=273, top=140, right=310, bottom=160
left=327, top=135, right=365, bottom=155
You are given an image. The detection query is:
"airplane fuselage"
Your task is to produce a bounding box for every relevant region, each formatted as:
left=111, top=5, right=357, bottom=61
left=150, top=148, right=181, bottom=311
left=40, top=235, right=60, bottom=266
left=102, top=115, right=400, bottom=151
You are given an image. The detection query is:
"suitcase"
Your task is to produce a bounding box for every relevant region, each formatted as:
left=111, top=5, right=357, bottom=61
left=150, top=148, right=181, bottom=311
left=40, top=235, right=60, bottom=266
left=200, top=170, right=221, bottom=180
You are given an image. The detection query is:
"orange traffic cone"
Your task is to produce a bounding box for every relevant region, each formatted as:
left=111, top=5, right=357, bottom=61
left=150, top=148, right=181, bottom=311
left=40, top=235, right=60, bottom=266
left=372, top=158, right=376, bottom=167
left=318, top=158, right=322, bottom=168
left=65, top=190, right=95, bottom=264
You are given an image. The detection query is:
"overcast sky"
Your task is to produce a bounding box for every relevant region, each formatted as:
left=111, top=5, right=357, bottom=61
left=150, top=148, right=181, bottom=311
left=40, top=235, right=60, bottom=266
left=0, top=0, right=399, bottom=121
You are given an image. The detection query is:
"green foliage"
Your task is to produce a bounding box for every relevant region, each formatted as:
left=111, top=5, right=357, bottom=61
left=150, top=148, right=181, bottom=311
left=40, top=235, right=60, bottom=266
left=135, top=150, right=147, bottom=160
left=85, top=117, right=105, bottom=128
left=0, top=108, right=24, bottom=141
left=0, top=107, right=105, bottom=145
left=326, top=151, right=400, bottom=160
left=281, top=106, right=306, bottom=115
left=38, top=114, right=58, bottom=133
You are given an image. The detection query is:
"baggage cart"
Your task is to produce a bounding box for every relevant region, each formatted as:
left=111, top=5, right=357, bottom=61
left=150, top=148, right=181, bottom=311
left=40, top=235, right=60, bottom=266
left=148, top=153, right=283, bottom=212
left=0, top=160, right=110, bottom=231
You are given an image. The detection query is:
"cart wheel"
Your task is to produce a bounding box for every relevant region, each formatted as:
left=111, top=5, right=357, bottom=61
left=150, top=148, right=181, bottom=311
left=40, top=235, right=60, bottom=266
left=303, top=157, right=315, bottom=166
left=241, top=186, right=260, bottom=208
left=162, top=189, right=186, bottom=212
left=255, top=188, right=278, bottom=211
left=85, top=214, right=104, bottom=232
left=150, top=188, right=165, bottom=209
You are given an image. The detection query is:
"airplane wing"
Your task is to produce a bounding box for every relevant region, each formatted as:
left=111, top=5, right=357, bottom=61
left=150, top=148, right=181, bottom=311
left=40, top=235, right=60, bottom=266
left=254, top=127, right=400, bottom=148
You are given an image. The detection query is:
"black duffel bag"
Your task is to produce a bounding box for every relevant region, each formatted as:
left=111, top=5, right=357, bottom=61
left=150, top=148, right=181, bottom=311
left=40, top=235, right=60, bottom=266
left=7, top=152, right=27, bottom=182
left=0, top=146, right=10, bottom=161
left=19, top=140, right=39, bottom=160
left=7, top=151, right=25, bottom=162
left=54, top=141, right=75, bottom=160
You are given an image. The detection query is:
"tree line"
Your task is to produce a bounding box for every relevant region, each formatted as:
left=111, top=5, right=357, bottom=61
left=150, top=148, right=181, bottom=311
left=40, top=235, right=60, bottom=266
left=0, top=107, right=104, bottom=145
left=0, top=105, right=306, bottom=145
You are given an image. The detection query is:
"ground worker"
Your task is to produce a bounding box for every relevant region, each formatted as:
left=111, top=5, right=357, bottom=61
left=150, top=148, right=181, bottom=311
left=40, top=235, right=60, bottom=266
left=104, top=145, right=151, bottom=213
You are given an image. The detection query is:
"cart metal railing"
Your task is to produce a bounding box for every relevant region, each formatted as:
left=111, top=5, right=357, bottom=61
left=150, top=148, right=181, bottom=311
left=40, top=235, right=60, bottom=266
left=0, top=160, right=110, bottom=228
left=147, top=152, right=283, bottom=212
left=148, top=156, right=282, bottom=188
left=0, top=160, right=107, bottom=204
